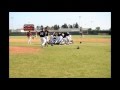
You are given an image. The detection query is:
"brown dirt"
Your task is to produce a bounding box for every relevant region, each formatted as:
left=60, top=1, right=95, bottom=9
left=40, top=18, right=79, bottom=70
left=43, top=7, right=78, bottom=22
left=9, top=38, right=40, bottom=43
left=10, top=38, right=110, bottom=43
left=9, top=46, right=41, bottom=54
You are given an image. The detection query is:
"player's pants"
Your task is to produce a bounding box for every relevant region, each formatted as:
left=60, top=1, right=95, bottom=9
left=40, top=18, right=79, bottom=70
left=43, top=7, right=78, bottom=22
left=66, top=36, right=71, bottom=44
left=45, top=36, right=49, bottom=43
left=41, top=37, right=46, bottom=46
left=28, top=36, right=32, bottom=44
left=62, top=38, right=67, bottom=44
left=55, top=36, right=59, bottom=44
left=49, top=35, right=54, bottom=44
left=57, top=36, right=63, bottom=43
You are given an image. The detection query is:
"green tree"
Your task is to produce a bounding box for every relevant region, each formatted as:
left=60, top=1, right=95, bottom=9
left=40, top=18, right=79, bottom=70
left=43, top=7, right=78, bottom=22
left=64, top=23, right=68, bottom=28
left=68, top=24, right=73, bottom=28
left=61, top=25, right=64, bottom=28
left=61, top=23, right=68, bottom=28
left=88, top=28, right=92, bottom=31
left=70, top=25, right=73, bottom=28
left=88, top=28, right=92, bottom=34
left=58, top=25, right=60, bottom=29
left=74, top=22, right=79, bottom=28
left=47, top=26, right=50, bottom=30
left=54, top=24, right=59, bottom=30
left=96, top=27, right=100, bottom=31
left=51, top=26, right=54, bottom=30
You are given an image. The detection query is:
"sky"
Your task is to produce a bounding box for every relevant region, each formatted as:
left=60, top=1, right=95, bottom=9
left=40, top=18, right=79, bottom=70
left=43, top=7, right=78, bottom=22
left=9, top=12, right=111, bottom=30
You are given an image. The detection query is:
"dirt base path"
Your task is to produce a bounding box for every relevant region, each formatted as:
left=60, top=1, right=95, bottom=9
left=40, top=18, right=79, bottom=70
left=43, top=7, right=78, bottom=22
left=9, top=46, right=41, bottom=54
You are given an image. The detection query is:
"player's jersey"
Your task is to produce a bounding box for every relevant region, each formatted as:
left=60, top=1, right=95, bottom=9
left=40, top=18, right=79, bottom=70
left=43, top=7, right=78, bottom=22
left=58, top=33, right=62, bottom=36
left=63, top=32, right=67, bottom=38
left=27, top=32, right=32, bottom=37
left=45, top=31, right=49, bottom=36
left=66, top=32, right=70, bottom=36
left=39, top=31, right=45, bottom=37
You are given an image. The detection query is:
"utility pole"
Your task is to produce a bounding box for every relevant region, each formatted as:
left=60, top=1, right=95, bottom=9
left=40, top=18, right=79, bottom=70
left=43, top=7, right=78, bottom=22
left=91, top=21, right=93, bottom=29
left=79, top=16, right=83, bottom=37
left=79, top=16, right=81, bottom=28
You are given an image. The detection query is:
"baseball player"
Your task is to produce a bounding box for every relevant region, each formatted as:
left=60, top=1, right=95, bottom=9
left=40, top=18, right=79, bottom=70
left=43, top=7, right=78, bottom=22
left=69, top=34, right=73, bottom=44
left=26, top=31, right=32, bottom=44
left=57, top=32, right=63, bottom=44
left=44, top=27, right=49, bottom=46
left=49, top=34, right=54, bottom=45
left=39, top=28, right=46, bottom=47
left=66, top=32, right=70, bottom=44
left=54, top=32, right=59, bottom=44
left=62, top=32, right=68, bottom=45
left=53, top=32, right=57, bottom=44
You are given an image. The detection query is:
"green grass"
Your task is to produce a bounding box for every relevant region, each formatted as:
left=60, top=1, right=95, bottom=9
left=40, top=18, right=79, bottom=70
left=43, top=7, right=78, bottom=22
left=9, top=35, right=111, bottom=78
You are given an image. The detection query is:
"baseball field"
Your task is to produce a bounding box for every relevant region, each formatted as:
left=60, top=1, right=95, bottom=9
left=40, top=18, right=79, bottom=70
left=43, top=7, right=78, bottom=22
left=9, top=35, right=111, bottom=78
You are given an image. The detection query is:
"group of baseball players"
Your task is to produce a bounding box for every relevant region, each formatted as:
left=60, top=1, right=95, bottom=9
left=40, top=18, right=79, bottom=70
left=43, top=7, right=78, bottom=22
left=49, top=32, right=73, bottom=46
left=26, top=27, right=73, bottom=47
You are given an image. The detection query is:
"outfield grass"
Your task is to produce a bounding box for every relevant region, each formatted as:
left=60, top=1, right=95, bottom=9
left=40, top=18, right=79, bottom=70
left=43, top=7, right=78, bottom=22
left=9, top=35, right=111, bottom=78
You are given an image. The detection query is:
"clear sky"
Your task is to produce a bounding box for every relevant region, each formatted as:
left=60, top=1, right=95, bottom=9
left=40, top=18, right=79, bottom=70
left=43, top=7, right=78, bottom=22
left=9, top=12, right=111, bottom=30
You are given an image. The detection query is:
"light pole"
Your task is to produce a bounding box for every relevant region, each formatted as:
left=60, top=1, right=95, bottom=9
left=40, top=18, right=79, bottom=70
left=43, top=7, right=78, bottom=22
left=79, top=16, right=83, bottom=37
left=79, top=16, right=82, bottom=32
left=79, top=16, right=81, bottom=28
left=91, top=21, right=93, bottom=29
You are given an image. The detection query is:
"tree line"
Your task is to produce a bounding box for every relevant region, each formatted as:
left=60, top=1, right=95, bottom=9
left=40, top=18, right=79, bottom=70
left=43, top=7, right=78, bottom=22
left=37, top=22, right=79, bottom=30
